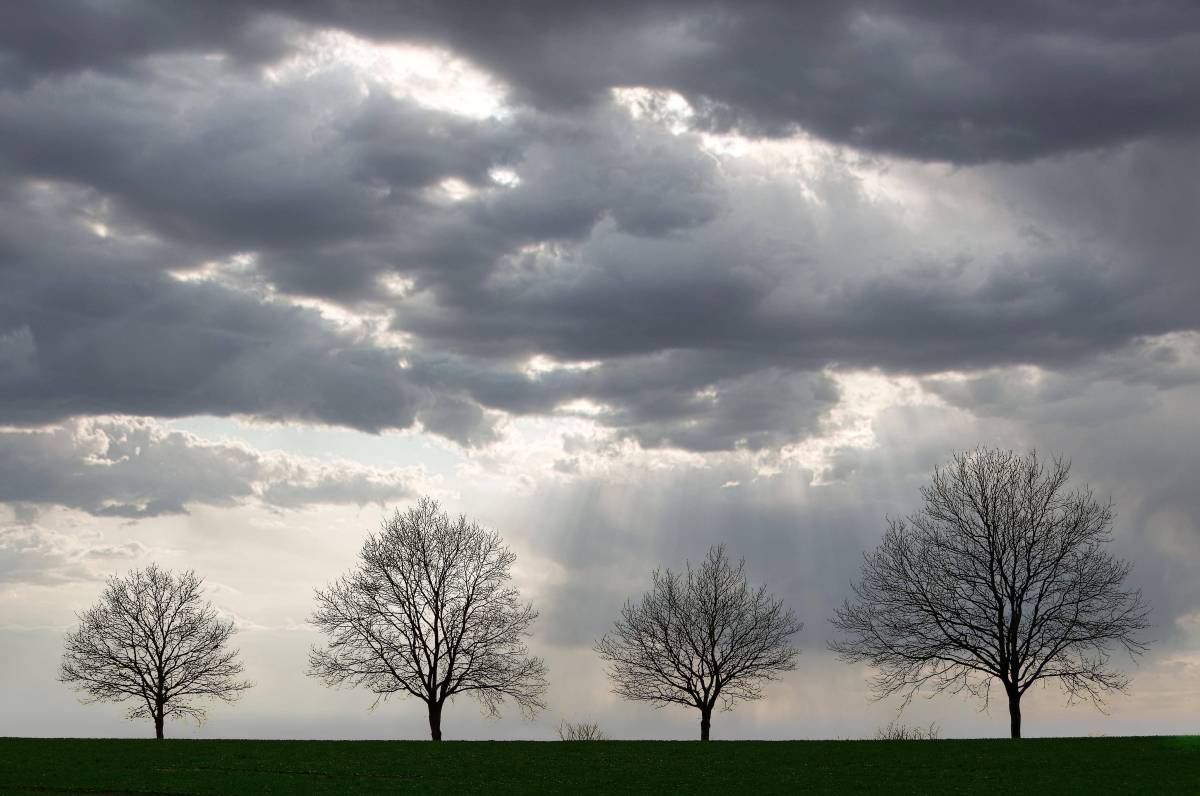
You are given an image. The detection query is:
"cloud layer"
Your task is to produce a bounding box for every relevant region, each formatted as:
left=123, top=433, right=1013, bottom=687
left=6, top=2, right=1200, bottom=162
left=0, top=418, right=424, bottom=518
left=1, top=1, right=1198, bottom=739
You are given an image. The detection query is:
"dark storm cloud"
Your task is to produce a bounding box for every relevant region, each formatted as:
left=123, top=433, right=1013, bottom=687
left=976, top=138, right=1200, bottom=285
left=402, top=240, right=1195, bottom=376
left=409, top=351, right=838, bottom=453
left=390, top=130, right=1200, bottom=401
left=0, top=0, right=290, bottom=86
left=0, top=64, right=522, bottom=298
left=0, top=183, right=427, bottom=432
left=0, top=55, right=798, bottom=453
left=250, top=96, right=723, bottom=299
left=0, top=56, right=716, bottom=295
left=1, top=2, right=1199, bottom=458
left=6, top=1, right=1200, bottom=162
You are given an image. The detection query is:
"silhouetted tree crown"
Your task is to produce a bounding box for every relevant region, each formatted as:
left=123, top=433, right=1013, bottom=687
left=831, top=448, right=1151, bottom=739
left=59, top=564, right=252, bottom=739
left=308, top=496, right=548, bottom=740
left=595, top=544, right=801, bottom=740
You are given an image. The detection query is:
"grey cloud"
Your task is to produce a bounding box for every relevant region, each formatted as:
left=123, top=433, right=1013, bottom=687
left=0, top=182, right=432, bottom=433
left=408, top=351, right=838, bottom=453
left=7, top=1, right=1199, bottom=162
left=400, top=173, right=1197, bottom=385
left=922, top=335, right=1200, bottom=425
left=255, top=455, right=422, bottom=510
left=0, top=417, right=423, bottom=518
left=471, top=109, right=722, bottom=240
left=0, top=1, right=291, bottom=87
left=390, top=112, right=1198, bottom=382
left=0, top=58, right=797, bottom=451
left=0, top=523, right=148, bottom=585
left=413, top=394, right=502, bottom=448
left=612, top=368, right=835, bottom=452
left=293, top=0, right=1200, bottom=161
left=249, top=98, right=723, bottom=301
left=2, top=7, right=1199, bottom=458
left=0, top=419, right=255, bottom=518
left=0, top=66, right=521, bottom=287
left=0, top=57, right=716, bottom=298
left=976, top=138, right=1200, bottom=286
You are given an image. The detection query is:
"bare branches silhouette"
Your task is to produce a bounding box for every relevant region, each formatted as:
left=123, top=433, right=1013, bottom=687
left=59, top=564, right=252, bottom=739
left=875, top=720, right=941, bottom=740
left=308, top=496, right=548, bottom=740
left=556, top=720, right=609, bottom=740
left=832, top=448, right=1151, bottom=738
left=596, top=545, right=801, bottom=740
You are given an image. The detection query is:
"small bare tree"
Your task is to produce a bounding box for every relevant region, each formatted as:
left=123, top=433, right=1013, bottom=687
left=831, top=448, right=1151, bottom=738
left=595, top=545, right=801, bottom=740
left=309, top=497, right=548, bottom=740
left=60, top=564, right=252, bottom=739
left=556, top=720, right=609, bottom=740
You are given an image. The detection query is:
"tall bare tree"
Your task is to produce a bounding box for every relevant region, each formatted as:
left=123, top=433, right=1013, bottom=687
left=60, top=564, right=252, bottom=739
left=595, top=545, right=801, bottom=740
left=309, top=497, right=548, bottom=740
left=831, top=448, right=1151, bottom=738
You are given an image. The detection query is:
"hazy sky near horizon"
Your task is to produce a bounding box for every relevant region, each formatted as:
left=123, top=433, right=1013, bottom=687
left=2, top=1, right=1200, bottom=740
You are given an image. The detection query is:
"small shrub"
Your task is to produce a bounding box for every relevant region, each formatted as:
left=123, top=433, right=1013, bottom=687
left=556, top=720, right=609, bottom=741
left=875, top=720, right=941, bottom=740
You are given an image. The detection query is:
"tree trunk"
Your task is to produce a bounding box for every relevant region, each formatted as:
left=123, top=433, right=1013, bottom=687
left=1007, top=689, right=1022, bottom=739
left=427, top=701, right=443, bottom=741
left=699, top=707, right=712, bottom=741
left=154, top=711, right=165, bottom=740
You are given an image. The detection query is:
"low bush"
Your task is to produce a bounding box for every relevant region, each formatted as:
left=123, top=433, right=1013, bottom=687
left=556, top=720, right=609, bottom=741
left=875, top=720, right=941, bottom=740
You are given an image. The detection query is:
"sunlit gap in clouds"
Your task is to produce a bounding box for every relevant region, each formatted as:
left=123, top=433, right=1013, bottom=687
left=264, top=30, right=511, bottom=121
left=611, top=85, right=951, bottom=215
left=776, top=370, right=940, bottom=484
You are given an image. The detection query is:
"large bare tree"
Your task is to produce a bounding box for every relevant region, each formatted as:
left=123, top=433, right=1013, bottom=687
left=60, top=564, right=252, bottom=739
left=595, top=545, right=801, bottom=740
left=831, top=448, right=1151, bottom=738
left=309, top=497, right=548, bottom=740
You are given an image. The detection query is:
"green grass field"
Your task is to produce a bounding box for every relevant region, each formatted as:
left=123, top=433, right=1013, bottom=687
left=1, top=736, right=1197, bottom=794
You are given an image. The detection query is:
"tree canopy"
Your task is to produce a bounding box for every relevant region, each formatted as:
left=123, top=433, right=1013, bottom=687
left=60, top=564, right=251, bottom=738
left=309, top=497, right=547, bottom=740
left=595, top=545, right=801, bottom=740
left=831, top=448, right=1151, bottom=738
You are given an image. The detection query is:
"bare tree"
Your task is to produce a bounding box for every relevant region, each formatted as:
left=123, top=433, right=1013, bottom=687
left=595, top=545, right=801, bottom=740
left=59, top=564, right=252, bottom=739
left=308, top=497, right=548, bottom=740
left=556, top=720, right=609, bottom=740
left=831, top=448, right=1151, bottom=738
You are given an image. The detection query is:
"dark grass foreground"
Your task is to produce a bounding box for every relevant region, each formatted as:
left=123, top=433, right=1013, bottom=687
left=1, top=737, right=1197, bottom=794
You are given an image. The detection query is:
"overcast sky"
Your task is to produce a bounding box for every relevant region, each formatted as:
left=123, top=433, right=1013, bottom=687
left=2, top=1, right=1199, bottom=740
